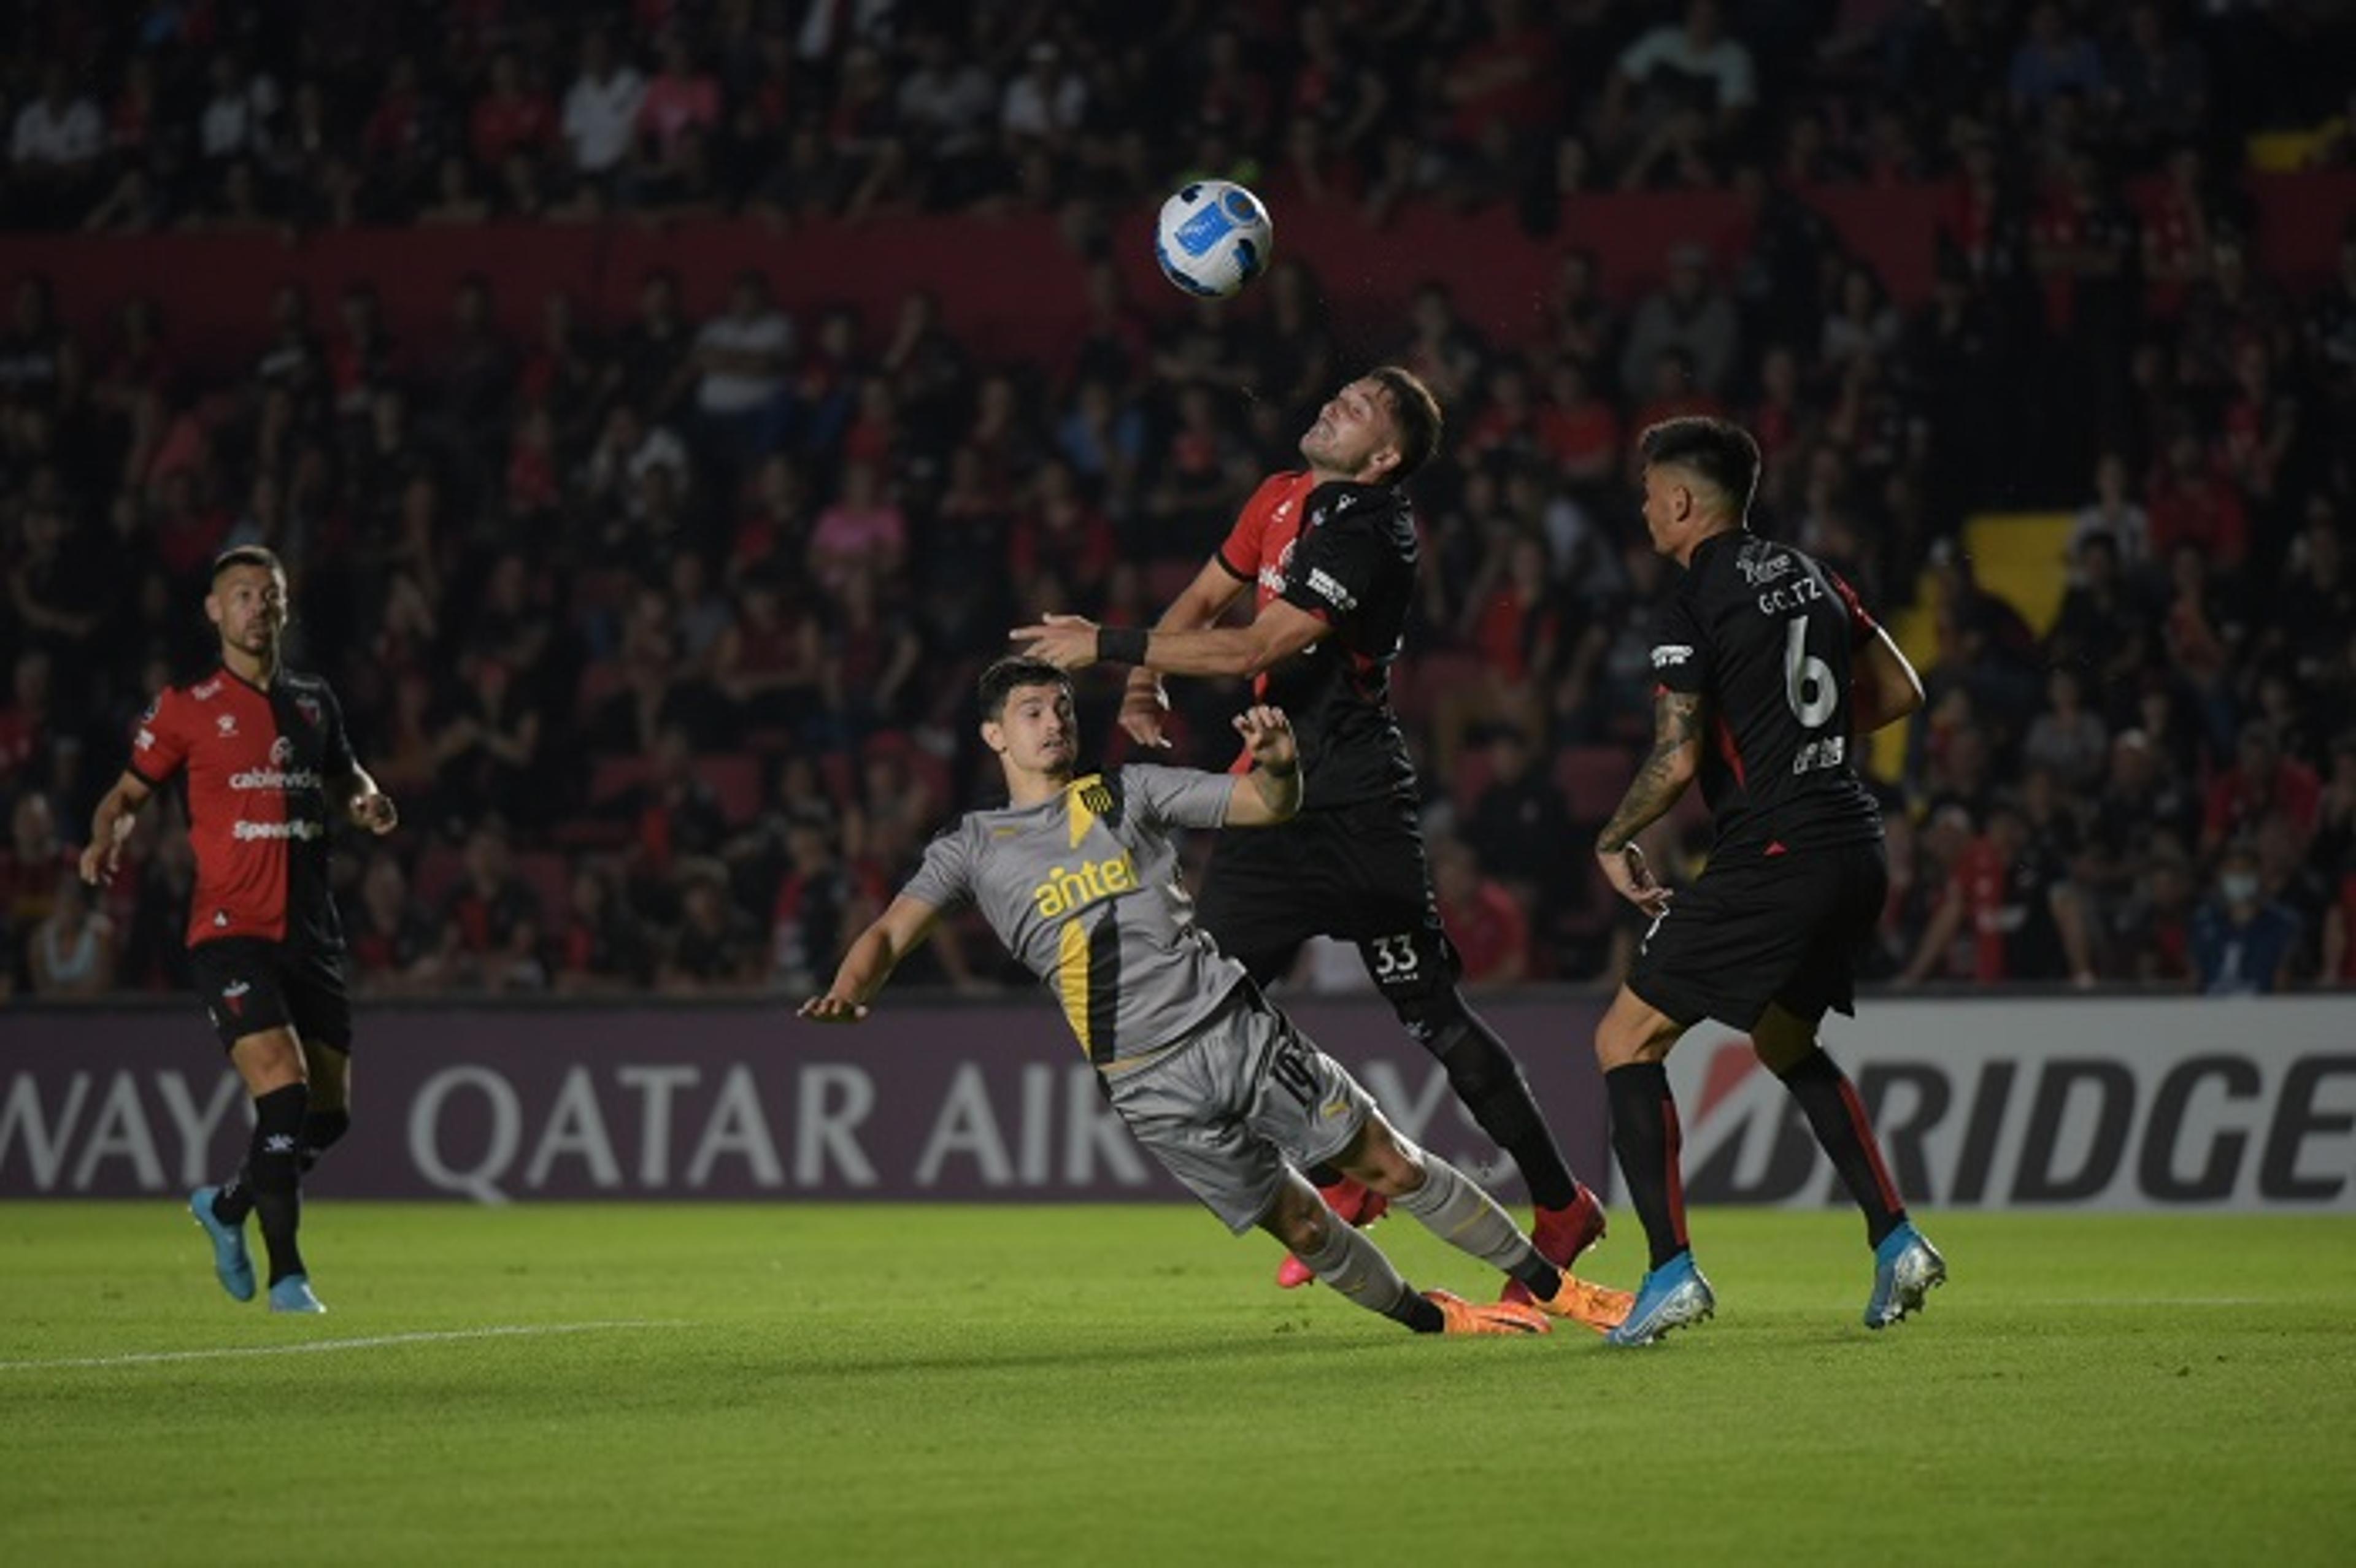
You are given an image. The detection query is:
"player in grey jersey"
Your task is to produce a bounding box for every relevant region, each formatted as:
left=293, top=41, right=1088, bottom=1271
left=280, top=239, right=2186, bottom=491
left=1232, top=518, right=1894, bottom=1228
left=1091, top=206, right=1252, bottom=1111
left=802, top=657, right=1632, bottom=1337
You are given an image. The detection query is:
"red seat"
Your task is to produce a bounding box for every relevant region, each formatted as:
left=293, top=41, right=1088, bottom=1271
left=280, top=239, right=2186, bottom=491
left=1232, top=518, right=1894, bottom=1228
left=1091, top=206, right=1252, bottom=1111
left=1553, top=745, right=1636, bottom=824
left=589, top=755, right=652, bottom=807
left=701, top=753, right=763, bottom=824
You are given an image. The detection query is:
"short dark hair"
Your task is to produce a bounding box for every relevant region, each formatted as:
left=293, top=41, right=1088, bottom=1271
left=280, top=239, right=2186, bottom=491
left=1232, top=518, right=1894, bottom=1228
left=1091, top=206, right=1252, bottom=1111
left=210, top=545, right=286, bottom=583
left=1638, top=416, right=1761, bottom=518
left=1367, top=365, right=1443, bottom=482
left=977, top=656, right=1072, bottom=721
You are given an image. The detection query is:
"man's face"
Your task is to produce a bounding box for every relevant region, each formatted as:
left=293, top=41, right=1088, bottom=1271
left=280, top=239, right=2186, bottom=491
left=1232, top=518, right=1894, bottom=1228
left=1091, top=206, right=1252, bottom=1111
left=207, top=564, right=287, bottom=657
left=1298, top=378, right=1399, bottom=482
left=985, top=682, right=1078, bottom=777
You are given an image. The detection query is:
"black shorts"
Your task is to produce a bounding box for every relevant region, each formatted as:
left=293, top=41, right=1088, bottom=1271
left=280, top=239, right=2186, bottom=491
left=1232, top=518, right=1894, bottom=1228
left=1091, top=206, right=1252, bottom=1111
left=1626, top=839, right=1888, bottom=1031
left=187, top=937, right=354, bottom=1053
left=1196, top=796, right=1460, bottom=1006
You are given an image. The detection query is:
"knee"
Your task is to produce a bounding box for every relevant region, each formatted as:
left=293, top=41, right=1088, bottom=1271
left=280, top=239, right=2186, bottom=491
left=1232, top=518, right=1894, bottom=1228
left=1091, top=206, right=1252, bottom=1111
left=1266, top=1183, right=1333, bottom=1256
left=1594, top=1015, right=1673, bottom=1071
left=1342, top=1115, right=1427, bottom=1199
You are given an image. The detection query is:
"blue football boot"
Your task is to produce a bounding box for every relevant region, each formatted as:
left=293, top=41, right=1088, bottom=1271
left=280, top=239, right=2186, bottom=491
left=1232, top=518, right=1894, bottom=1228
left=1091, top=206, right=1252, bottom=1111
left=1603, top=1251, right=1715, bottom=1347
left=1865, top=1221, right=1945, bottom=1329
left=268, top=1274, right=326, bottom=1315
left=188, top=1186, right=255, bottom=1303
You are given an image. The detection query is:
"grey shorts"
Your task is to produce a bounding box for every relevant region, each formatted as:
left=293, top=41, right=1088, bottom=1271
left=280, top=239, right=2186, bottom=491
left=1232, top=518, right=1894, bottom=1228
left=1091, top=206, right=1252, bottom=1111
left=1107, top=985, right=1376, bottom=1234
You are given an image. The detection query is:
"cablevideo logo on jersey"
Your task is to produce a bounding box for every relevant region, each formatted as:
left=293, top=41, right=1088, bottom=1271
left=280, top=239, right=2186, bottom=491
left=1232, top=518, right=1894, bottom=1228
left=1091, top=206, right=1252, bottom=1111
left=227, top=767, right=321, bottom=791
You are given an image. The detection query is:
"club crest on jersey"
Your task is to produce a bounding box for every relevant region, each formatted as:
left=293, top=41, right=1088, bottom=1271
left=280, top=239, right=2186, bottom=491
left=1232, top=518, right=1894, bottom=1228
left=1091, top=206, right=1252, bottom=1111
left=217, top=714, right=237, bottom=736
left=221, top=978, right=251, bottom=1016
left=270, top=736, right=294, bottom=765
left=295, top=694, right=323, bottom=729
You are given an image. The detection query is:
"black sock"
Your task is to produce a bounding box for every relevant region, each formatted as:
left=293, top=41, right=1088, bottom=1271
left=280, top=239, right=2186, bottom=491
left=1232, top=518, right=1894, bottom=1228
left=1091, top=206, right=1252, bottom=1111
left=1396, top=1294, right=1447, bottom=1334
left=248, top=1083, right=309, bottom=1286
left=1777, top=1047, right=1907, bottom=1248
left=1605, top=1062, right=1689, bottom=1271
left=299, top=1108, right=350, bottom=1175
left=1509, top=1255, right=1563, bottom=1299
left=1426, top=1001, right=1580, bottom=1210
left=212, top=1170, right=253, bottom=1226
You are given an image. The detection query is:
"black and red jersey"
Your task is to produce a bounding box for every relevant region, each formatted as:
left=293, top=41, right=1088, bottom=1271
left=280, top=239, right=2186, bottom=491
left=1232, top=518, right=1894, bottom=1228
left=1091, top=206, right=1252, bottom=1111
left=126, top=666, right=358, bottom=950
left=1214, top=471, right=1417, bottom=809
left=1650, top=531, right=1885, bottom=860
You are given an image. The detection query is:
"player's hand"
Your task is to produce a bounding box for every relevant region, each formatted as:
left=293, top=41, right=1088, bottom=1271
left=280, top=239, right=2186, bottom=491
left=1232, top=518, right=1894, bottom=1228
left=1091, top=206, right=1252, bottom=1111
left=1007, top=612, right=1099, bottom=672
left=1120, top=670, right=1173, bottom=749
left=1597, top=842, right=1672, bottom=919
left=1233, top=704, right=1295, bottom=771
left=79, top=815, right=134, bottom=887
left=350, top=790, right=399, bottom=835
left=798, top=993, right=870, bottom=1024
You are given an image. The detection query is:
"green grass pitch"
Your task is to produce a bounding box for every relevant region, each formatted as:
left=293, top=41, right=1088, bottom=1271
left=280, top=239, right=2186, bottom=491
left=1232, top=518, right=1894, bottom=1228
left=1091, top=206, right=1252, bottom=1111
left=3, top=1204, right=2351, bottom=1566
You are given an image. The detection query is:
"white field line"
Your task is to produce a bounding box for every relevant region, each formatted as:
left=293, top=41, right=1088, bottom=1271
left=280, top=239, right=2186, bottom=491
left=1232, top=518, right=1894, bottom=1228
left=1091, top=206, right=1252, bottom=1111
left=0, top=1320, right=693, bottom=1372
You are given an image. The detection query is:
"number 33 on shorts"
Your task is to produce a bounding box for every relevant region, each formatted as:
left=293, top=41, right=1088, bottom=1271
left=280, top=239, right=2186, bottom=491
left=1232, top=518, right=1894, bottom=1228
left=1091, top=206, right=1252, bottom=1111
left=1369, top=934, right=1420, bottom=978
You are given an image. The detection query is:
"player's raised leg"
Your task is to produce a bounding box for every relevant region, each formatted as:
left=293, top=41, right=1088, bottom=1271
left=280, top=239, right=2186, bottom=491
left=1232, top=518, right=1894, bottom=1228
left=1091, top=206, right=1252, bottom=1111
left=1752, top=1004, right=1946, bottom=1327
left=1595, top=984, right=1715, bottom=1347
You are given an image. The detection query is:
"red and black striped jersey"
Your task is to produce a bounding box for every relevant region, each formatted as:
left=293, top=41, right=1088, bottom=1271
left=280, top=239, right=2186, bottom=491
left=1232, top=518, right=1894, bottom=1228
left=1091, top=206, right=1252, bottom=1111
left=1214, top=471, right=1417, bottom=809
left=127, top=666, right=358, bottom=950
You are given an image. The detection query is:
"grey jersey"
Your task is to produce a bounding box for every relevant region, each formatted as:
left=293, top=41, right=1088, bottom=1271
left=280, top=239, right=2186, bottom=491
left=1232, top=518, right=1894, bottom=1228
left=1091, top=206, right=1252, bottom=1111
left=903, top=764, right=1247, bottom=1064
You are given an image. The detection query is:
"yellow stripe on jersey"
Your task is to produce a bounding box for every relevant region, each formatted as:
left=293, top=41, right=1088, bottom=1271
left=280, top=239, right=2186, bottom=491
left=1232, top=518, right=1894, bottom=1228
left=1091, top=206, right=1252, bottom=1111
left=1057, top=915, right=1093, bottom=1051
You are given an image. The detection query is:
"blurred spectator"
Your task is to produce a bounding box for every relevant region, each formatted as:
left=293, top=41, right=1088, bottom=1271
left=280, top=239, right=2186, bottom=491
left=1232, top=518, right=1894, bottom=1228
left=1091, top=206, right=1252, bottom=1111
left=562, top=31, right=645, bottom=194
left=1621, top=244, right=1740, bottom=401
left=2203, top=721, right=2321, bottom=856
left=26, top=869, right=114, bottom=994
left=2191, top=841, right=2300, bottom=995
left=1431, top=830, right=1530, bottom=986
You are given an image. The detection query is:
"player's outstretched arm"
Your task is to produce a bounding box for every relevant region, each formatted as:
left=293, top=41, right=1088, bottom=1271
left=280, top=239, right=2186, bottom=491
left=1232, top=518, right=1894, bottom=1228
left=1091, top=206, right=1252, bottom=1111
left=799, top=893, right=945, bottom=1023
left=1595, top=688, right=1704, bottom=915
left=79, top=771, right=153, bottom=886
left=1225, top=705, right=1302, bottom=826
left=1120, top=558, right=1253, bottom=748
left=1010, top=601, right=1325, bottom=680
left=1850, top=626, right=1925, bottom=734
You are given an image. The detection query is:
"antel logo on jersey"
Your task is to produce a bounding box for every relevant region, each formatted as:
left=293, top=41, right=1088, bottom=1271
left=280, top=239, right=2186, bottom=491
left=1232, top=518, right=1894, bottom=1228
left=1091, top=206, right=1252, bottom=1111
left=228, top=767, right=321, bottom=792
left=231, top=818, right=325, bottom=842
left=1031, top=852, right=1139, bottom=919
left=1652, top=644, right=1695, bottom=669
left=1678, top=1039, right=2356, bottom=1208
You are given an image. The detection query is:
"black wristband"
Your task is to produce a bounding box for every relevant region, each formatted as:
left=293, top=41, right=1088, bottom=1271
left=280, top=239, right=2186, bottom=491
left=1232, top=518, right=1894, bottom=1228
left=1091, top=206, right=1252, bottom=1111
left=1097, top=625, right=1149, bottom=666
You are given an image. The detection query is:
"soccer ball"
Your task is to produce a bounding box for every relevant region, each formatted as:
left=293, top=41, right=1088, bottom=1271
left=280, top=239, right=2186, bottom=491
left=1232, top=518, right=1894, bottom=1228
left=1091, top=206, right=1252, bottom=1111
left=1154, top=180, right=1274, bottom=299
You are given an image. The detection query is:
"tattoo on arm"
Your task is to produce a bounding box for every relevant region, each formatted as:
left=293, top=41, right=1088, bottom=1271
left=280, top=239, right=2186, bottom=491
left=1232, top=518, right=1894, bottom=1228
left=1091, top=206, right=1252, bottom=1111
left=1596, top=691, right=1704, bottom=853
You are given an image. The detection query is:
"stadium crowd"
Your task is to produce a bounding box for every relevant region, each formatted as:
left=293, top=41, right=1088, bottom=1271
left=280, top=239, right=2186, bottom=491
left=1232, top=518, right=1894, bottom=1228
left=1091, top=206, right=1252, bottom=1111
left=2, top=0, right=2353, bottom=1001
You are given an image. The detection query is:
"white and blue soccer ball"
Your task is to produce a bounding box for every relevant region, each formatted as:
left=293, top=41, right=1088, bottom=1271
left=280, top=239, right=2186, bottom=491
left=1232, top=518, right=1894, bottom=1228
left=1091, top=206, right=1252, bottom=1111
left=1154, top=180, right=1274, bottom=299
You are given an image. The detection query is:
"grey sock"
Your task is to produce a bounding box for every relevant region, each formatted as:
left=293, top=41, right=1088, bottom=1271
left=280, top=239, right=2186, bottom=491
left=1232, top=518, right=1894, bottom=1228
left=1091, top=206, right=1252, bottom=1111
left=1393, top=1152, right=1543, bottom=1279
left=1297, top=1212, right=1422, bottom=1327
